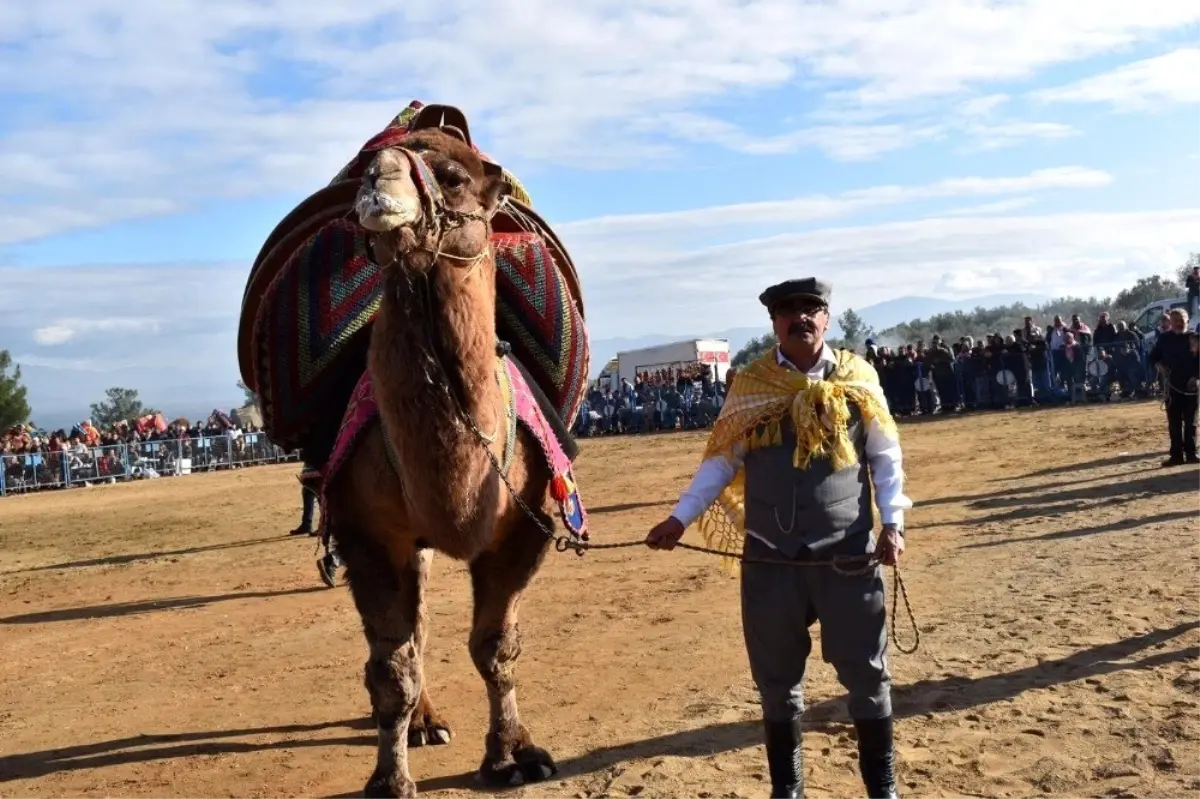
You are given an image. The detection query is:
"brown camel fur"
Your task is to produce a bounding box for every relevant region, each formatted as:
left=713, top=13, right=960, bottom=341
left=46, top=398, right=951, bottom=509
left=323, top=129, right=562, bottom=798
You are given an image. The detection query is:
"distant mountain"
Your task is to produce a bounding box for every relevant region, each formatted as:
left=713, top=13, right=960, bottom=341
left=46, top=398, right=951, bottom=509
left=587, top=293, right=1051, bottom=376
left=858, top=293, right=1050, bottom=331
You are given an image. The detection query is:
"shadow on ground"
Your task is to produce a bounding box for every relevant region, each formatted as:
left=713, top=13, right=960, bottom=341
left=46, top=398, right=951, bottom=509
left=0, top=586, right=328, bottom=625
left=4, top=622, right=1194, bottom=791
left=1, top=534, right=299, bottom=576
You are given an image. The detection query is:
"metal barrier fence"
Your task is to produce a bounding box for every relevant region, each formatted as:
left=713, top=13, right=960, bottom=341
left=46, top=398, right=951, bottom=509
left=0, top=433, right=298, bottom=497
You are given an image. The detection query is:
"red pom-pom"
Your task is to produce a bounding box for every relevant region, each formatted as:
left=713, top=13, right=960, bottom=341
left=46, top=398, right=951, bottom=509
left=550, top=474, right=569, bottom=501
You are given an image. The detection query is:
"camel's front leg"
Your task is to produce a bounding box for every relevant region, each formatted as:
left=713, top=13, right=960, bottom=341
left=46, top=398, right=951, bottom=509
left=467, top=516, right=557, bottom=787
left=344, top=544, right=426, bottom=798
left=408, top=548, right=453, bottom=748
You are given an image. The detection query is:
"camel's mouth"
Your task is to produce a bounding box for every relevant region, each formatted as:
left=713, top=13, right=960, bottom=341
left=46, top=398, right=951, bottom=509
left=355, top=189, right=422, bottom=234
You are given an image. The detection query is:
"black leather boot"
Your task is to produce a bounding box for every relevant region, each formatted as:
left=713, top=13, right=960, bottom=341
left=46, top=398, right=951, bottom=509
left=854, top=716, right=898, bottom=798
left=763, top=718, right=804, bottom=798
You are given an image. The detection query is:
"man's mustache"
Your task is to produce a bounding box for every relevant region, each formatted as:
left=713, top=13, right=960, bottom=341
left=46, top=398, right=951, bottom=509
left=787, top=320, right=817, bottom=337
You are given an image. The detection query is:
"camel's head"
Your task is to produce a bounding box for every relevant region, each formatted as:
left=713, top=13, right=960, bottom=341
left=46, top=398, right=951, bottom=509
left=355, top=128, right=510, bottom=271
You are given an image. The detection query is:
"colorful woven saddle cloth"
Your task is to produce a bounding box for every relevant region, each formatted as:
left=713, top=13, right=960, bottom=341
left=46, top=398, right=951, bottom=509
left=320, top=356, right=588, bottom=541
left=238, top=100, right=590, bottom=455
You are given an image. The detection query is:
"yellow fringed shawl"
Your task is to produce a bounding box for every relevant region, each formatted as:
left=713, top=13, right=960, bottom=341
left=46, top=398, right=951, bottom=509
left=698, top=348, right=900, bottom=574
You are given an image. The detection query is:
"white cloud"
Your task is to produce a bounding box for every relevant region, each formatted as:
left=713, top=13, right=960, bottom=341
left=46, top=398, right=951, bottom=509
left=1, top=1, right=1198, bottom=242
left=653, top=105, right=1079, bottom=161
left=557, top=166, right=1111, bottom=240
left=30, top=327, right=74, bottom=346
left=565, top=208, right=1200, bottom=333
left=1034, top=46, right=1200, bottom=110
left=941, top=197, right=1037, bottom=216
left=32, top=317, right=162, bottom=346
left=648, top=112, right=951, bottom=161
left=957, top=93, right=1012, bottom=117
left=958, top=121, right=1079, bottom=151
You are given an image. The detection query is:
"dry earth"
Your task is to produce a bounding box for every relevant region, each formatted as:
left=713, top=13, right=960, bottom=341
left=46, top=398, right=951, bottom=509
left=1, top=401, right=1198, bottom=799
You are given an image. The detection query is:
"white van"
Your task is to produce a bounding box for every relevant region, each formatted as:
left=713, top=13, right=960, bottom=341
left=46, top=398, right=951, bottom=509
left=1131, top=295, right=1190, bottom=350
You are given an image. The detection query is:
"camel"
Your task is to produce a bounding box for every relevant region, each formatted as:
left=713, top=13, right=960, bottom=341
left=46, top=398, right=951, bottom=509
left=321, top=127, right=566, bottom=798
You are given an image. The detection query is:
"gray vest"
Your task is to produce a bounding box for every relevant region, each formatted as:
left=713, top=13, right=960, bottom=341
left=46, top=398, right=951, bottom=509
left=742, top=405, right=875, bottom=559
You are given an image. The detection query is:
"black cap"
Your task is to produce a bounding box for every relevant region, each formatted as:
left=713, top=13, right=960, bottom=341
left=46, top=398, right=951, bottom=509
left=759, top=278, right=831, bottom=311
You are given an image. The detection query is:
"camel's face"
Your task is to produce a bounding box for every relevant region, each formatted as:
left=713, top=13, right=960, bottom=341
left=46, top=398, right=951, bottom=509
left=356, top=129, right=509, bottom=269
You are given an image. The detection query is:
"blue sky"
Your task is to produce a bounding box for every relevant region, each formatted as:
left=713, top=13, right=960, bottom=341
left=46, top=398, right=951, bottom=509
left=1, top=0, right=1198, bottom=424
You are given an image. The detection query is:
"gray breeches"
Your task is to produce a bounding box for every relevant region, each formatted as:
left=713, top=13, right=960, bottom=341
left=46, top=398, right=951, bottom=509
left=740, top=534, right=892, bottom=722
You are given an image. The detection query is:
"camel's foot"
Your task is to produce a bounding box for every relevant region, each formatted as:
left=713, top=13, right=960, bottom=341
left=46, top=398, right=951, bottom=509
left=478, top=742, right=558, bottom=788
left=407, top=698, right=452, bottom=747
left=364, top=767, right=417, bottom=799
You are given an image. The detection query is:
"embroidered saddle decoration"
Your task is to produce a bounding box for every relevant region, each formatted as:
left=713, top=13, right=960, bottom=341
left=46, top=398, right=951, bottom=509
left=318, top=355, right=588, bottom=542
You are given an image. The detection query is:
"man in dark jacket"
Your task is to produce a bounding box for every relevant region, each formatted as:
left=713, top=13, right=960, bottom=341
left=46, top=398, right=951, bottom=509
left=1148, top=309, right=1199, bottom=466
left=1187, top=265, right=1199, bottom=320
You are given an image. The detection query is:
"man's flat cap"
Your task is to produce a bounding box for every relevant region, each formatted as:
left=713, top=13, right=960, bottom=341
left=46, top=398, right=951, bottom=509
left=759, top=278, right=831, bottom=309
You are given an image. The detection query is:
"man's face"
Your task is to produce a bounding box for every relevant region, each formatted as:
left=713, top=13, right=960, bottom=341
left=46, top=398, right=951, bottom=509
left=1170, top=312, right=1186, bottom=332
left=770, top=297, right=828, bottom=348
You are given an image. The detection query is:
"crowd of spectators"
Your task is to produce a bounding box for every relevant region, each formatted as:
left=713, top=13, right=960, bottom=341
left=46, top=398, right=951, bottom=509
left=573, top=310, right=1179, bottom=437
left=572, top=362, right=729, bottom=436
left=864, top=311, right=1159, bottom=415
left=1, top=411, right=292, bottom=495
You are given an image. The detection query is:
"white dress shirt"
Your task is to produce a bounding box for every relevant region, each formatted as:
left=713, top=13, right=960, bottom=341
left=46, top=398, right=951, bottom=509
left=670, top=345, right=912, bottom=548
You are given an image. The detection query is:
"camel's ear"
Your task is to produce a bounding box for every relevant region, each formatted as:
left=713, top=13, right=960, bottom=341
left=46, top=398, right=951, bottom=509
left=480, top=175, right=511, bottom=219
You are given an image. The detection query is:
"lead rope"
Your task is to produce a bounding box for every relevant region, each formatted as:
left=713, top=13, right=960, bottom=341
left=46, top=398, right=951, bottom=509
left=377, top=156, right=920, bottom=655
left=553, top=536, right=920, bottom=655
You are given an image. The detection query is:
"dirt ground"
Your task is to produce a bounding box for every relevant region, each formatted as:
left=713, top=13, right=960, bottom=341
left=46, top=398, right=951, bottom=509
left=1, top=401, right=1198, bottom=799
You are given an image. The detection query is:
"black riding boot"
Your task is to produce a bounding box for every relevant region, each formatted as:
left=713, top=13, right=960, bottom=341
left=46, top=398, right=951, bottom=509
left=763, top=718, right=804, bottom=798
left=854, top=716, right=898, bottom=798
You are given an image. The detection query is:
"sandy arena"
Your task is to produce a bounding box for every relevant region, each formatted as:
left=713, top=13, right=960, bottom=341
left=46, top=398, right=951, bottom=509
left=1, top=401, right=1198, bottom=798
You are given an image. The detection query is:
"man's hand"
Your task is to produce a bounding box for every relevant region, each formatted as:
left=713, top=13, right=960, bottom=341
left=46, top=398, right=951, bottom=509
left=875, top=524, right=905, bottom=566
left=645, top=517, right=686, bottom=550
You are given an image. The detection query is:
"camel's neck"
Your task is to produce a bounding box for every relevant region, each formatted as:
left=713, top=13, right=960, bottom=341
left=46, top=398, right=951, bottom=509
left=369, top=257, right=503, bottom=509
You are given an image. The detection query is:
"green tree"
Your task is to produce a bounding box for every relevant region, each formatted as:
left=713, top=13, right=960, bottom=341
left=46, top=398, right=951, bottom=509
left=1112, top=276, right=1181, bottom=313
left=89, top=387, right=158, bottom=428
left=732, top=333, right=777, bottom=366
left=0, top=350, right=32, bottom=431
left=1177, top=252, right=1199, bottom=288
left=836, top=308, right=875, bottom=351
left=236, top=379, right=257, bottom=406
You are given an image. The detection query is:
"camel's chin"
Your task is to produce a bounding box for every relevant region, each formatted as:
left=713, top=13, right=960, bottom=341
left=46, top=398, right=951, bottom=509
left=370, top=227, right=423, bottom=267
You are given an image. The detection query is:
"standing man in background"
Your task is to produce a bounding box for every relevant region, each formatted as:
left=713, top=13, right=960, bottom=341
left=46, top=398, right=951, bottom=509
left=1149, top=309, right=1199, bottom=467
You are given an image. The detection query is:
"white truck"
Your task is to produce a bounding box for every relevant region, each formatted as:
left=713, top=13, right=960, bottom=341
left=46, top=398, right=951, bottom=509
left=1131, top=294, right=1192, bottom=351
left=598, top=338, right=731, bottom=390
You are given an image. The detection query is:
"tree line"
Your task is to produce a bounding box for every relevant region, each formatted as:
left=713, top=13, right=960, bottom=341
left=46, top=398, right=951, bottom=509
left=732, top=254, right=1197, bottom=365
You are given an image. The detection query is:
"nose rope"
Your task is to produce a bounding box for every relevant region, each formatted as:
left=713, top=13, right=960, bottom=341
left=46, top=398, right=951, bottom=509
left=370, top=146, right=493, bottom=273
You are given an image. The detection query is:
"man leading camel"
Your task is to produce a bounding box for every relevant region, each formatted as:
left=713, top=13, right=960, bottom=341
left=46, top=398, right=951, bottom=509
left=646, top=278, right=911, bottom=799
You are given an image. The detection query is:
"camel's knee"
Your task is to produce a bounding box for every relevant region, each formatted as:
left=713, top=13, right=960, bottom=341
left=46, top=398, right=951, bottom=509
left=469, top=625, right=522, bottom=690
left=366, top=642, right=422, bottom=722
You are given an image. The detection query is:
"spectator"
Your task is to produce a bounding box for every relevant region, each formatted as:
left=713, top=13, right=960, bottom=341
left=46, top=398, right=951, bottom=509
left=1148, top=309, right=1199, bottom=466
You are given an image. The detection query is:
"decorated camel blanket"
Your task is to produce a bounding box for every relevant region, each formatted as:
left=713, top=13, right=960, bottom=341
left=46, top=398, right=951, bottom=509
left=318, top=356, right=588, bottom=542
left=238, top=100, right=590, bottom=457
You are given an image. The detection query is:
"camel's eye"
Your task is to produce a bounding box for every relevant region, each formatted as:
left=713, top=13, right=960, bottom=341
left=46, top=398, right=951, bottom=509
left=435, top=161, right=470, bottom=190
